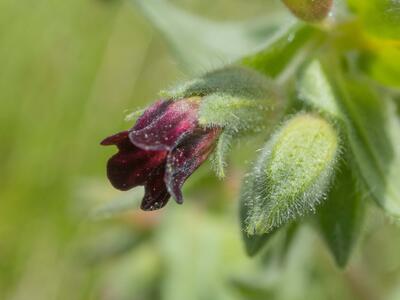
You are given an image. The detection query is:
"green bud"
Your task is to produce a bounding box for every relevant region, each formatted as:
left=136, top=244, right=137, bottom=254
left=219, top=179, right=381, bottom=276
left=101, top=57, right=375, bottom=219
left=281, top=0, right=333, bottom=22
left=242, top=113, right=340, bottom=235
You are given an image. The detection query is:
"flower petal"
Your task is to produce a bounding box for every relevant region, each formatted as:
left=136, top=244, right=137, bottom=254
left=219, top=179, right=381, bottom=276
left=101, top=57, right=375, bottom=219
left=133, top=99, right=172, bottom=131
left=141, top=166, right=171, bottom=211
left=103, top=132, right=168, bottom=191
left=129, top=99, right=200, bottom=151
left=100, top=131, right=130, bottom=148
left=165, top=127, right=221, bottom=203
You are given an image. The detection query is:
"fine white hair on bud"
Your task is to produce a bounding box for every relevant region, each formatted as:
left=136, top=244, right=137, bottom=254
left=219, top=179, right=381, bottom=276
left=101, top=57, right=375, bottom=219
left=241, top=113, right=340, bottom=235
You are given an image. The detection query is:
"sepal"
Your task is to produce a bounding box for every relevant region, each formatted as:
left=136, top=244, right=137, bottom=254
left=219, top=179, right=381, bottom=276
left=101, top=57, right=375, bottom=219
left=163, top=66, right=285, bottom=135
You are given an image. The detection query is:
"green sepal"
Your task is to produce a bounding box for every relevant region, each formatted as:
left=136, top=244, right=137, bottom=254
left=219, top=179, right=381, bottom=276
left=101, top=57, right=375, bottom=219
left=210, top=132, right=233, bottom=179
left=163, top=66, right=285, bottom=134
left=198, top=94, right=278, bottom=134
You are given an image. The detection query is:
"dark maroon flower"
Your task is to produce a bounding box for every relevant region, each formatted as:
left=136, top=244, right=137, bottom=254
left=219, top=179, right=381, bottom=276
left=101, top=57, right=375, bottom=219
left=101, top=98, right=221, bottom=211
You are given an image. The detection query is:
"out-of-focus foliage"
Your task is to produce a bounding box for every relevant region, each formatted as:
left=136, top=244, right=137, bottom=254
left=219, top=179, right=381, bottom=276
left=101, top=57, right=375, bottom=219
left=281, top=0, right=333, bottom=22
left=1, top=0, right=400, bottom=300
left=359, top=45, right=400, bottom=89
left=131, top=0, right=295, bottom=72
left=348, top=0, right=400, bottom=40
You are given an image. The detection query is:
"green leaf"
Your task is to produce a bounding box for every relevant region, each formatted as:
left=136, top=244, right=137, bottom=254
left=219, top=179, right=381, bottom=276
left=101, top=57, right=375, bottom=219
left=359, top=46, right=400, bottom=89
left=339, top=80, right=400, bottom=217
left=348, top=0, right=400, bottom=40
left=298, top=60, right=342, bottom=118
left=242, top=25, right=319, bottom=79
left=277, top=222, right=300, bottom=263
left=242, top=113, right=340, bottom=235
left=316, top=160, right=364, bottom=267
left=131, top=0, right=296, bottom=72
left=300, top=60, right=400, bottom=218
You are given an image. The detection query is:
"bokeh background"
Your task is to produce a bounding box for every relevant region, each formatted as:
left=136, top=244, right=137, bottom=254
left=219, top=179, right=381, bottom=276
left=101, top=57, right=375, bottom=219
left=1, top=0, right=400, bottom=299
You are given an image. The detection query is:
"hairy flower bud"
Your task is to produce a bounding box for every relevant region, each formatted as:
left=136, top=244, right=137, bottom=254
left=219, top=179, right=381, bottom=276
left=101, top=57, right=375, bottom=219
left=241, top=113, right=340, bottom=235
left=101, top=97, right=221, bottom=211
left=102, top=66, right=285, bottom=211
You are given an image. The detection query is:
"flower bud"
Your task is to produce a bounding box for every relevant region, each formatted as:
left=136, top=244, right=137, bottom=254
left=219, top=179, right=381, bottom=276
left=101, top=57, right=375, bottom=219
left=101, top=97, right=221, bottom=211
left=242, top=113, right=340, bottom=235
left=102, top=66, right=285, bottom=211
left=282, top=0, right=333, bottom=22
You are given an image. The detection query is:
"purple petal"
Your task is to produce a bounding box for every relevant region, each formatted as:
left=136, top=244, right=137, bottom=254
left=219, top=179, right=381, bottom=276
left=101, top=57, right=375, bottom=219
left=141, top=165, right=171, bottom=211
left=165, top=127, right=221, bottom=203
left=133, top=99, right=172, bottom=131
left=100, top=131, right=130, bottom=149
left=129, top=99, right=200, bottom=151
left=102, top=131, right=168, bottom=191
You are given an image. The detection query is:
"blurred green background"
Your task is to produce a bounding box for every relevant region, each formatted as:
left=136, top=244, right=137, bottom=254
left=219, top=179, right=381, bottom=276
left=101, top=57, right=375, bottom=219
left=1, top=0, right=400, bottom=299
